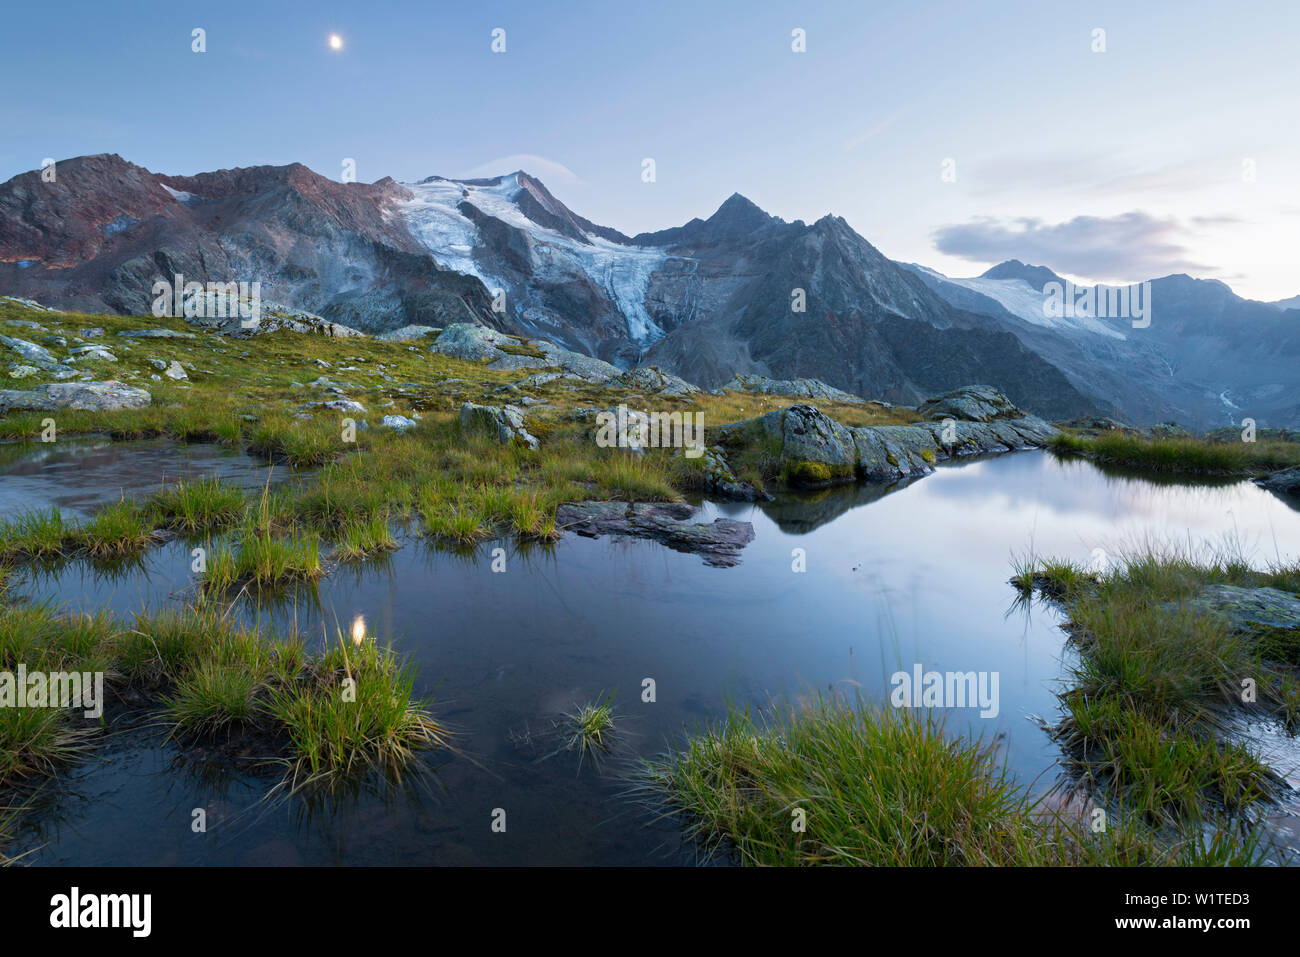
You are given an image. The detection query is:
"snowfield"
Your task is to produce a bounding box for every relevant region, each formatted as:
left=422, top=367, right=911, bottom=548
left=397, top=173, right=668, bottom=344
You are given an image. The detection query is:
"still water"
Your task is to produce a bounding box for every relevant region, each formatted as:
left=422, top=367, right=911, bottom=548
left=4, top=444, right=1300, bottom=864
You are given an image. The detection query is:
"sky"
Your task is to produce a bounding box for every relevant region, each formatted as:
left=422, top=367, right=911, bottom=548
left=1, top=0, right=1296, bottom=299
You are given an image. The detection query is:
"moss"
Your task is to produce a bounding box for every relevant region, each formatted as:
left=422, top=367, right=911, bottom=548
left=920, top=448, right=937, bottom=464
left=785, top=460, right=832, bottom=486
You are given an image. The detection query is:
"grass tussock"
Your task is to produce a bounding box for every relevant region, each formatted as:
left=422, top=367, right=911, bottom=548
left=644, top=696, right=1265, bottom=866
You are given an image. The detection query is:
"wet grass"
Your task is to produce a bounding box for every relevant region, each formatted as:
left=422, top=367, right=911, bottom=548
left=204, top=526, right=322, bottom=590
left=333, top=517, right=398, bottom=560
left=643, top=695, right=1267, bottom=866
left=1050, top=430, right=1300, bottom=476
left=151, top=477, right=246, bottom=532
left=0, top=597, right=446, bottom=798
left=265, top=629, right=448, bottom=791
left=1016, top=544, right=1300, bottom=828
left=564, top=694, right=617, bottom=768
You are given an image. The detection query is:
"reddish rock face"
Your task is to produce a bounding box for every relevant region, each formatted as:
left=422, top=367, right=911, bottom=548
left=0, top=154, right=176, bottom=267
left=0, top=153, right=497, bottom=329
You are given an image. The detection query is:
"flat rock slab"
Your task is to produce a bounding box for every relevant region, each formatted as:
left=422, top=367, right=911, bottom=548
left=556, top=501, right=755, bottom=567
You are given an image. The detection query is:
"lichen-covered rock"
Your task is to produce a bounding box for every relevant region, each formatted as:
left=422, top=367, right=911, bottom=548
left=115, top=328, right=198, bottom=340
left=851, top=425, right=942, bottom=480
left=717, top=390, right=1057, bottom=488
left=381, top=414, right=418, bottom=431
left=459, top=401, right=539, bottom=450
left=0, top=380, right=151, bottom=412
left=0, top=334, right=58, bottom=369
left=431, top=323, right=620, bottom=383
left=556, top=501, right=754, bottom=567
left=917, top=385, right=1023, bottom=423
left=607, top=366, right=700, bottom=397
left=1185, top=585, right=1300, bottom=637
left=376, top=325, right=440, bottom=342
left=722, top=374, right=866, bottom=404
left=679, top=445, right=772, bottom=502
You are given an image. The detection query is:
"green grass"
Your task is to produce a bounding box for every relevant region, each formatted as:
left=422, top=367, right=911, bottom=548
left=643, top=696, right=1266, bottom=866
left=151, top=477, right=246, bottom=532
left=333, top=516, right=398, bottom=559
left=0, top=508, right=74, bottom=561
left=1017, top=544, right=1300, bottom=827
left=1050, top=430, right=1300, bottom=476
left=265, top=630, right=448, bottom=791
left=204, top=526, right=322, bottom=590
left=564, top=695, right=617, bottom=767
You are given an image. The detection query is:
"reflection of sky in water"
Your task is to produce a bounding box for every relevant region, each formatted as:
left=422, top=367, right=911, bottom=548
left=8, top=447, right=1300, bottom=864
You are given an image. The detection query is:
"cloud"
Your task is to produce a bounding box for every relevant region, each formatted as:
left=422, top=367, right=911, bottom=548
left=460, top=154, right=580, bottom=186
left=931, top=211, right=1219, bottom=281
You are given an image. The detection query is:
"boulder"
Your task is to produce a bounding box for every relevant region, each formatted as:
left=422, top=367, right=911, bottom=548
left=0, top=334, right=57, bottom=369
left=715, top=389, right=1057, bottom=488
left=722, top=374, right=866, bottom=404
left=459, top=401, right=539, bottom=450
left=376, top=325, right=441, bottom=342
left=0, top=380, right=151, bottom=412
left=607, top=366, right=700, bottom=397
left=678, top=445, right=772, bottom=502
left=431, top=323, right=620, bottom=382
left=381, top=414, right=418, bottom=431
left=917, top=385, right=1023, bottom=423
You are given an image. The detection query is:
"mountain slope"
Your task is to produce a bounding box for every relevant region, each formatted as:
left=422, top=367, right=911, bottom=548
left=908, top=261, right=1300, bottom=428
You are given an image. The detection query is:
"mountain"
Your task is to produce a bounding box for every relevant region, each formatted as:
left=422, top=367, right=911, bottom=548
left=906, top=261, right=1300, bottom=428
left=13, top=153, right=1295, bottom=425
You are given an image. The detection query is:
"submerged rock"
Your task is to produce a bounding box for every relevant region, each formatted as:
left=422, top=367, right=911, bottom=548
left=0, top=380, right=151, bottom=412
left=556, top=501, right=755, bottom=567
left=459, top=401, right=539, bottom=450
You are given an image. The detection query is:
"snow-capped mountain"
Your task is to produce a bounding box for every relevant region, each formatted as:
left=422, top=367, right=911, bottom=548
left=2, top=154, right=1295, bottom=425
left=905, top=260, right=1300, bottom=428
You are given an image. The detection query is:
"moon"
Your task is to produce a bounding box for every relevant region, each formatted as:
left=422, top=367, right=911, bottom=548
left=329, top=34, right=343, bottom=50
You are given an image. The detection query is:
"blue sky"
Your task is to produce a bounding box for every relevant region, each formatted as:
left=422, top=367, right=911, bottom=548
left=2, top=0, right=1296, bottom=298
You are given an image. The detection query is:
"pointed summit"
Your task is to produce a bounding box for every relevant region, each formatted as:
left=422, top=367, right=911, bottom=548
left=706, top=193, right=774, bottom=235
